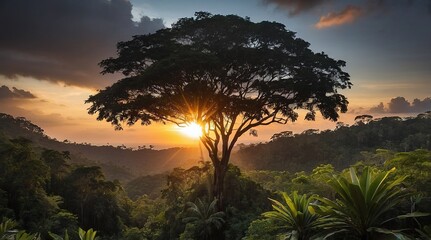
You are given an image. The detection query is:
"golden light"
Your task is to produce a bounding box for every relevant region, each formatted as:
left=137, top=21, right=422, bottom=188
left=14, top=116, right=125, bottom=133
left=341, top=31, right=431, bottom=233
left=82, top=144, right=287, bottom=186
left=178, top=122, right=203, bottom=139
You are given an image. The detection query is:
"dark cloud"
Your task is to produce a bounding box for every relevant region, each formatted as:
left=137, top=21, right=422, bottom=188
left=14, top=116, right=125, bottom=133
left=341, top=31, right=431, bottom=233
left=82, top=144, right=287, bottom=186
left=369, top=102, right=385, bottom=113
left=0, top=0, right=164, bottom=88
left=368, top=97, right=431, bottom=113
left=0, top=85, right=36, bottom=99
left=388, top=97, right=412, bottom=113
left=0, top=102, right=76, bottom=128
left=264, top=0, right=428, bottom=28
left=412, top=98, right=431, bottom=112
left=263, top=0, right=330, bottom=16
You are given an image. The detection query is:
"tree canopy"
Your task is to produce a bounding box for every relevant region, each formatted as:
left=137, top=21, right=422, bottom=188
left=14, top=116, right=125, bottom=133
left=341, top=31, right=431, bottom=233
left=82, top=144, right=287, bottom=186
left=86, top=12, right=351, bottom=206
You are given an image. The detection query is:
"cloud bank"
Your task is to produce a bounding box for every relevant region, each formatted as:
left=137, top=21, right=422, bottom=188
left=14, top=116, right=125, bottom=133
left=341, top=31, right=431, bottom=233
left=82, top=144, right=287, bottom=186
left=0, top=85, right=36, bottom=99
left=263, top=0, right=330, bottom=16
left=263, top=0, right=429, bottom=29
left=0, top=0, right=164, bottom=88
left=369, top=97, right=431, bottom=114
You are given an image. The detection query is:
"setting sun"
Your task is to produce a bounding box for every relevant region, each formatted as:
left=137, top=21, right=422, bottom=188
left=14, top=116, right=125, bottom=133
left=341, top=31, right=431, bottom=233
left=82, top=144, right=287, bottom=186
left=178, top=122, right=203, bottom=139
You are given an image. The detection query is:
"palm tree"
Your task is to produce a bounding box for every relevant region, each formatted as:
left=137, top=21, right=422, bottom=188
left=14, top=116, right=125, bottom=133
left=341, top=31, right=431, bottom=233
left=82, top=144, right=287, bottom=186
left=0, top=218, right=40, bottom=240
left=263, top=191, right=321, bottom=240
left=11, top=231, right=40, bottom=240
left=0, top=218, right=16, bottom=235
left=316, top=167, right=414, bottom=240
left=77, top=228, right=98, bottom=240
left=50, top=228, right=98, bottom=240
left=182, top=198, right=225, bottom=240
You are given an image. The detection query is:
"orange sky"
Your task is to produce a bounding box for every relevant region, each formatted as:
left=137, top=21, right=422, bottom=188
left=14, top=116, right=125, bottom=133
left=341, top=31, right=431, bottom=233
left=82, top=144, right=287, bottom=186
left=0, top=76, right=425, bottom=149
left=0, top=0, right=430, bottom=149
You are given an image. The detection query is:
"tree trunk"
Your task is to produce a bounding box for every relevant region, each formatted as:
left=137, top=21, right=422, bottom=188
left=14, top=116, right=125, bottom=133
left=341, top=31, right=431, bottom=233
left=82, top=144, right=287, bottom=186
left=213, top=162, right=227, bottom=210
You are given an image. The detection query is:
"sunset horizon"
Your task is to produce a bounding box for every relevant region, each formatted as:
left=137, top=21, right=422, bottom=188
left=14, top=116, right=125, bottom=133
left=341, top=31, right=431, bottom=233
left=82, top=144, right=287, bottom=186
left=1, top=1, right=431, bottom=239
left=1, top=1, right=430, bottom=149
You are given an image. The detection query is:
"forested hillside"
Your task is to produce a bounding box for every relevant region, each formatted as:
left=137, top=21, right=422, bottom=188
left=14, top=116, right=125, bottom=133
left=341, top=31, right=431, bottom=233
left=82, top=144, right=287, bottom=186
left=0, top=113, right=202, bottom=181
left=0, top=135, right=125, bottom=238
left=1, top=112, right=431, bottom=239
left=1, top=132, right=431, bottom=239
left=3, top=112, right=431, bottom=182
left=233, top=112, right=431, bottom=172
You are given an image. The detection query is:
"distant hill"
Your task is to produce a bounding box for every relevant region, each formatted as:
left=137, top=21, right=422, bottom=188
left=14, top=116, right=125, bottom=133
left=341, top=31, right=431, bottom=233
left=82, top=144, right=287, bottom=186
left=232, top=112, right=431, bottom=172
left=0, top=113, right=202, bottom=182
left=3, top=112, right=431, bottom=181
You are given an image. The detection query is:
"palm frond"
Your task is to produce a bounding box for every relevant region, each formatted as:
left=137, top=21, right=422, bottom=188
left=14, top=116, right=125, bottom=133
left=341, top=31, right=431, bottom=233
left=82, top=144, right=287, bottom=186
left=316, top=167, right=415, bottom=239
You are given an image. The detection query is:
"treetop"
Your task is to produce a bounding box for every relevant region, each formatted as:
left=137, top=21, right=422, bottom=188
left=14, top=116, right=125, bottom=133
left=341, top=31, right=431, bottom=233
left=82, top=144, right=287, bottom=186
left=87, top=12, right=351, bottom=132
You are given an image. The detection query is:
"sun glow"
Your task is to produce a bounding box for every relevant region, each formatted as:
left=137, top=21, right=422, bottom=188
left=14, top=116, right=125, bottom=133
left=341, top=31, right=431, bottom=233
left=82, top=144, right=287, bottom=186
left=178, top=122, right=203, bottom=139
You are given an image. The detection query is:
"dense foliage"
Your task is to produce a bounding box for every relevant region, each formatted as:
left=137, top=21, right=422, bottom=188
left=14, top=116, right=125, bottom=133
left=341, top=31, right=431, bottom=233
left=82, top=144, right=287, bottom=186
left=316, top=167, right=412, bottom=239
left=234, top=112, right=431, bottom=172
left=262, top=192, right=320, bottom=239
left=0, top=134, right=271, bottom=239
left=0, top=135, right=125, bottom=239
left=2, top=111, right=430, bottom=182
left=1, top=113, right=431, bottom=239
left=0, top=113, right=202, bottom=180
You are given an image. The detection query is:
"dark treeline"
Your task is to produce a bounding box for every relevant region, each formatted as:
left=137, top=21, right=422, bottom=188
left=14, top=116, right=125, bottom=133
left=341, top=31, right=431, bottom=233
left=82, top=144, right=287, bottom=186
left=0, top=113, right=202, bottom=181
left=4, top=112, right=430, bottom=182
left=233, top=112, right=431, bottom=172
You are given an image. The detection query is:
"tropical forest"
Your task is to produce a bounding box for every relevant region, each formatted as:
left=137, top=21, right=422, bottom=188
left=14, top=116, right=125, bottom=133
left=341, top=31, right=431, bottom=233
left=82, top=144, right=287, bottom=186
left=1, top=3, right=431, bottom=240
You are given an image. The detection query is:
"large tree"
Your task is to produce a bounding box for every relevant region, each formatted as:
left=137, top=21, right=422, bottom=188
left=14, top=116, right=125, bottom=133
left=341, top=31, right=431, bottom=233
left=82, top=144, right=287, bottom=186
left=86, top=12, right=351, bottom=207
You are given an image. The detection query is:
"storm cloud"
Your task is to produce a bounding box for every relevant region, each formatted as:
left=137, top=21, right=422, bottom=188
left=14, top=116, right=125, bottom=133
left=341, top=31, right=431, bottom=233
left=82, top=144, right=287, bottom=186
left=0, top=85, right=36, bottom=99
left=369, top=97, right=431, bottom=113
left=0, top=0, right=164, bottom=88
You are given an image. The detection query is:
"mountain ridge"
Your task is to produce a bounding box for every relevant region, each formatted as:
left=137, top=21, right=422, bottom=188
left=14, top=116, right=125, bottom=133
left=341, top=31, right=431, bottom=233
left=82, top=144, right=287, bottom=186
left=0, top=113, right=202, bottom=181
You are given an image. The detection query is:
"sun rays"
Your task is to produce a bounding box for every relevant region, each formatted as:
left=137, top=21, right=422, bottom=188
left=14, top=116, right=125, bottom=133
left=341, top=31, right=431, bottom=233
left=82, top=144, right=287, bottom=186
left=177, top=122, right=203, bottom=139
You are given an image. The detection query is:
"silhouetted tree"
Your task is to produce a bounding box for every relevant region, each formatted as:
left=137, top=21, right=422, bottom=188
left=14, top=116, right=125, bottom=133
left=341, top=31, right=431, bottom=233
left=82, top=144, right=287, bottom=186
left=354, top=114, right=373, bottom=125
left=86, top=12, right=351, bottom=208
left=270, top=131, right=293, bottom=141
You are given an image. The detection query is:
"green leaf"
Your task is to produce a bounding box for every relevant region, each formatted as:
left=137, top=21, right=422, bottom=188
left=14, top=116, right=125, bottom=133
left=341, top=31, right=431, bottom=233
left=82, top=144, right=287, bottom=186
left=368, top=227, right=410, bottom=240
left=396, top=212, right=430, bottom=219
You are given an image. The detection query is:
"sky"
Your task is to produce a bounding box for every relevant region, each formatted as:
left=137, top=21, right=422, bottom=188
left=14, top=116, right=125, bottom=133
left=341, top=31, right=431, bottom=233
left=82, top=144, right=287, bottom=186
left=0, top=0, right=430, bottom=149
